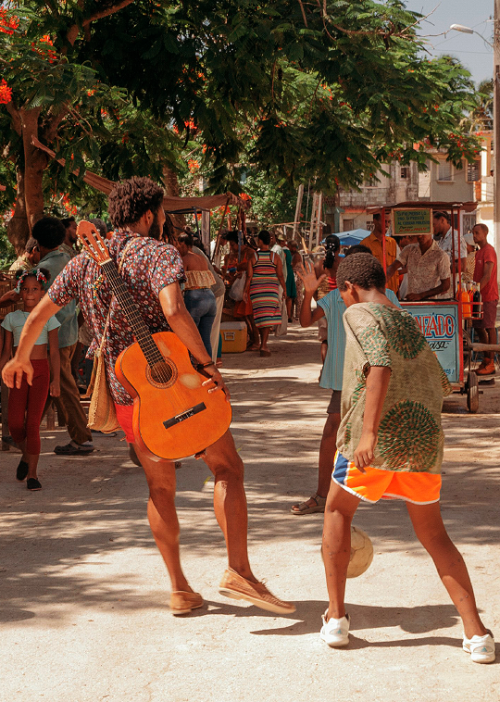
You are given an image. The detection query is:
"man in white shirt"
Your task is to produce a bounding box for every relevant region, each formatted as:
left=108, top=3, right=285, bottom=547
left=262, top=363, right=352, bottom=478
left=433, top=210, right=466, bottom=275
left=269, top=231, right=287, bottom=283
left=387, top=234, right=451, bottom=301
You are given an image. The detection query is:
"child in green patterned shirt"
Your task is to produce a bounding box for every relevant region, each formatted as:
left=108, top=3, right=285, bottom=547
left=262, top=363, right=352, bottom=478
left=320, top=253, right=494, bottom=664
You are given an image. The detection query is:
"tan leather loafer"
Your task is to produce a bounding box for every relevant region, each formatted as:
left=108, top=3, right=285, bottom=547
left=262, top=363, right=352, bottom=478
left=170, top=591, right=203, bottom=616
left=219, top=568, right=295, bottom=614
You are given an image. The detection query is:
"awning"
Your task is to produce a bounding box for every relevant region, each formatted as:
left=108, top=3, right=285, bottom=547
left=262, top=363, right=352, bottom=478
left=32, top=137, right=248, bottom=211
left=163, top=193, right=246, bottom=212
left=367, top=201, right=477, bottom=213
left=337, top=228, right=371, bottom=246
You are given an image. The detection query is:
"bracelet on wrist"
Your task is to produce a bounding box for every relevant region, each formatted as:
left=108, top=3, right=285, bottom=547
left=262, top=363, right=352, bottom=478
left=196, top=361, right=216, bottom=371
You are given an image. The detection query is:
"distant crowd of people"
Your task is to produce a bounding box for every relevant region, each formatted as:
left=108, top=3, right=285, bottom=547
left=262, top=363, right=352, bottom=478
left=0, top=179, right=495, bottom=662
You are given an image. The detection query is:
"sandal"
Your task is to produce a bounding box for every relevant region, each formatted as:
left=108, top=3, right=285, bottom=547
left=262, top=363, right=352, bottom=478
left=260, top=349, right=271, bottom=357
left=291, top=494, right=327, bottom=515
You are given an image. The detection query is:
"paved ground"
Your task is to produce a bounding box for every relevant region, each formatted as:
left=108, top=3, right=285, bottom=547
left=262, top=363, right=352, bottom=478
left=1, top=324, right=499, bottom=702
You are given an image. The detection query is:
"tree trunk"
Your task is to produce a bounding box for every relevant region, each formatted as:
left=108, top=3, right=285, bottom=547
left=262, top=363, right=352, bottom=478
left=6, top=167, right=30, bottom=255
left=20, top=107, right=47, bottom=232
left=162, top=165, right=186, bottom=233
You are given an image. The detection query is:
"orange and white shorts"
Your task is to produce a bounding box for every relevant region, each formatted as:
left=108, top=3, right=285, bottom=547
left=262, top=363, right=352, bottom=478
left=333, top=451, right=441, bottom=505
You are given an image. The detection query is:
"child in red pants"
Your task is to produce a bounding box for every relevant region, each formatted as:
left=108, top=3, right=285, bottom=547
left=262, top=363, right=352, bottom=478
left=0, top=268, right=60, bottom=490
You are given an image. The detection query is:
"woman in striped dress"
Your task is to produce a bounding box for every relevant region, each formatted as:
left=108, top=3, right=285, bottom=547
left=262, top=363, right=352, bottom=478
left=244, top=230, right=286, bottom=357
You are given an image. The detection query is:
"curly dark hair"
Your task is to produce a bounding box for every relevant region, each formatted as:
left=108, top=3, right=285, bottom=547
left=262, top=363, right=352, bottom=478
left=177, top=232, right=193, bottom=247
left=62, top=216, right=76, bottom=229
left=258, top=230, right=271, bottom=246
left=15, top=266, right=51, bottom=282
left=223, top=230, right=240, bottom=245
left=32, top=217, right=66, bottom=250
left=323, top=234, right=341, bottom=269
left=161, top=214, right=176, bottom=245
left=108, top=177, right=164, bottom=228
left=344, top=244, right=372, bottom=257
left=336, top=253, right=386, bottom=292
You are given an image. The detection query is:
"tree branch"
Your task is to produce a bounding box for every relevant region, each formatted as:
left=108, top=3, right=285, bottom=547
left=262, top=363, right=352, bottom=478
left=67, top=0, right=137, bottom=45
left=42, top=106, right=70, bottom=142
left=297, top=0, right=308, bottom=27
left=6, top=102, right=22, bottom=135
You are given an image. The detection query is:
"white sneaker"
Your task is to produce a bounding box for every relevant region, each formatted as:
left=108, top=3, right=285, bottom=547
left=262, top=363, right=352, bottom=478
left=463, top=630, right=496, bottom=664
left=320, top=611, right=350, bottom=648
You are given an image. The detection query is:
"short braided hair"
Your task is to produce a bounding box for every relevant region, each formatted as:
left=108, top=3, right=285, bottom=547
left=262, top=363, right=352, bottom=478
left=336, top=253, right=386, bottom=292
left=109, top=177, right=164, bottom=229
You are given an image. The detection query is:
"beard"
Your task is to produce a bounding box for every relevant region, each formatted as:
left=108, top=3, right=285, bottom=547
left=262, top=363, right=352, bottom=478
left=148, top=210, right=162, bottom=241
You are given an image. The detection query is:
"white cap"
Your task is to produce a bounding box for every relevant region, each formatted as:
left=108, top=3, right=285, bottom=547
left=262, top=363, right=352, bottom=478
left=464, top=232, right=475, bottom=246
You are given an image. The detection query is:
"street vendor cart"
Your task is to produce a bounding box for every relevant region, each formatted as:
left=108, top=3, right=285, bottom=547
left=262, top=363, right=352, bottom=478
left=371, top=201, right=483, bottom=414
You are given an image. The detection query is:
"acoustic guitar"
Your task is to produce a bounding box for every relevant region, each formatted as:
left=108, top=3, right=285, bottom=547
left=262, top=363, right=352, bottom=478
left=77, top=221, right=232, bottom=461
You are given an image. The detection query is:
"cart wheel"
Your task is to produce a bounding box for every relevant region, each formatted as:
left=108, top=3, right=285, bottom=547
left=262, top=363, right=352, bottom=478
left=467, top=371, right=479, bottom=414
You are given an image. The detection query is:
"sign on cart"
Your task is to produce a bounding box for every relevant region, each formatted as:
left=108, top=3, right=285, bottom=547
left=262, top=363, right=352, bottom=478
left=392, top=208, right=433, bottom=237
left=403, top=303, right=460, bottom=383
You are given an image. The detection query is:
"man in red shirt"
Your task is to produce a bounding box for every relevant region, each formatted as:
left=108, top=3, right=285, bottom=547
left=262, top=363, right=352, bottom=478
left=473, top=223, right=499, bottom=375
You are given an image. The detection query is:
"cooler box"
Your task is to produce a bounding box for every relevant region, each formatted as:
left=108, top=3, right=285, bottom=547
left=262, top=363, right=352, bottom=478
left=220, top=321, right=247, bottom=353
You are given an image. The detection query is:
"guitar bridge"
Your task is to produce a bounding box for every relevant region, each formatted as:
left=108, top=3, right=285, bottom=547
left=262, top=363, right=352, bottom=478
left=163, top=402, right=207, bottom=430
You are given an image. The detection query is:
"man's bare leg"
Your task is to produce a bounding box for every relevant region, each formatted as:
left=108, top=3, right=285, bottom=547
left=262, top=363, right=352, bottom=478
left=202, top=429, right=257, bottom=582
left=202, top=429, right=295, bottom=613
left=135, top=444, right=193, bottom=593
left=406, top=501, right=488, bottom=639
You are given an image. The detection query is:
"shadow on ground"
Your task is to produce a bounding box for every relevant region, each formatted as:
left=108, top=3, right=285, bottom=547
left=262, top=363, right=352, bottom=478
left=1, top=326, right=499, bottom=623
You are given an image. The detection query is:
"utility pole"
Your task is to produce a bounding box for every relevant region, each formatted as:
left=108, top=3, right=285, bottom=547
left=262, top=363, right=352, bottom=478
left=494, top=0, right=500, bottom=259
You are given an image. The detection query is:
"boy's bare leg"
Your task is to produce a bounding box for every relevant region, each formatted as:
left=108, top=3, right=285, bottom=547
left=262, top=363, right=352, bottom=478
left=406, top=501, right=488, bottom=638
left=202, top=429, right=257, bottom=582
left=322, top=481, right=361, bottom=620
left=136, top=445, right=193, bottom=593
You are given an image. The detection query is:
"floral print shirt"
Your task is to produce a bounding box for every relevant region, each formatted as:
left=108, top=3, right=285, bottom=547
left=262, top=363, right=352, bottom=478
left=337, top=302, right=451, bottom=474
left=48, top=232, right=185, bottom=405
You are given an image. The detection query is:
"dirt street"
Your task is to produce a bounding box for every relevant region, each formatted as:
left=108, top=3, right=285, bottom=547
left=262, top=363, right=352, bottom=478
left=1, top=325, right=499, bottom=702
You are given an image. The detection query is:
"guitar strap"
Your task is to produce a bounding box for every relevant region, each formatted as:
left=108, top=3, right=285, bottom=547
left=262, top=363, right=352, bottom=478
left=97, top=238, right=137, bottom=356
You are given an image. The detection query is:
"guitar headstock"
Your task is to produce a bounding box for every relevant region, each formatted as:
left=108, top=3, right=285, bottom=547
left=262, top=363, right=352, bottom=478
left=77, top=220, right=111, bottom=265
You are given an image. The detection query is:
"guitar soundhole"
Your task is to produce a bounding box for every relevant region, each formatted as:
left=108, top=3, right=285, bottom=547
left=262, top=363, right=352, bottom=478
left=146, top=360, right=177, bottom=389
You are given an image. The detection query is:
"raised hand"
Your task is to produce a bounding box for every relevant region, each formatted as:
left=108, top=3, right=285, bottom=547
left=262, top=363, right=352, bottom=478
left=297, top=260, right=326, bottom=294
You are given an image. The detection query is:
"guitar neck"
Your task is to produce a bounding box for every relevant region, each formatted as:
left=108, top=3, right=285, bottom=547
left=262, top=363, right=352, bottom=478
left=101, top=260, right=163, bottom=366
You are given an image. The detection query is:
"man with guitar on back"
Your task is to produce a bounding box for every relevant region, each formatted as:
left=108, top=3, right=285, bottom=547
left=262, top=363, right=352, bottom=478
left=2, top=177, right=295, bottom=617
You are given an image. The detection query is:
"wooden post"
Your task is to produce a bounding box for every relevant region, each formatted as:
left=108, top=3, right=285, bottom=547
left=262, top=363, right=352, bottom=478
left=201, top=210, right=210, bottom=252
left=211, top=199, right=230, bottom=264
left=308, top=193, right=317, bottom=250
left=316, top=192, right=323, bottom=246
left=381, top=207, right=387, bottom=274
left=293, top=184, right=304, bottom=241
left=45, top=401, right=56, bottom=430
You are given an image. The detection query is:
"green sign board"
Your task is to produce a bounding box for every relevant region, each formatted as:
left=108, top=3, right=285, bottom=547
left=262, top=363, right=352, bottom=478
left=392, top=208, right=432, bottom=236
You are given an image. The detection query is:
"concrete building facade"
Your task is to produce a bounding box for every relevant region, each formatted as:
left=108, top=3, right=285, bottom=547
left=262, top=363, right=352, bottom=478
left=329, top=153, right=478, bottom=236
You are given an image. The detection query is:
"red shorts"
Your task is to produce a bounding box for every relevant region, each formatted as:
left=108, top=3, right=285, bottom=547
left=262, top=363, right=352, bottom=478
left=473, top=299, right=498, bottom=330
left=115, top=404, right=135, bottom=443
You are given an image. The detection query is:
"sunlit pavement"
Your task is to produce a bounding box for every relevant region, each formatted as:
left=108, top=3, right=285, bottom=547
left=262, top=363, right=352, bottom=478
left=1, top=324, right=499, bottom=702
